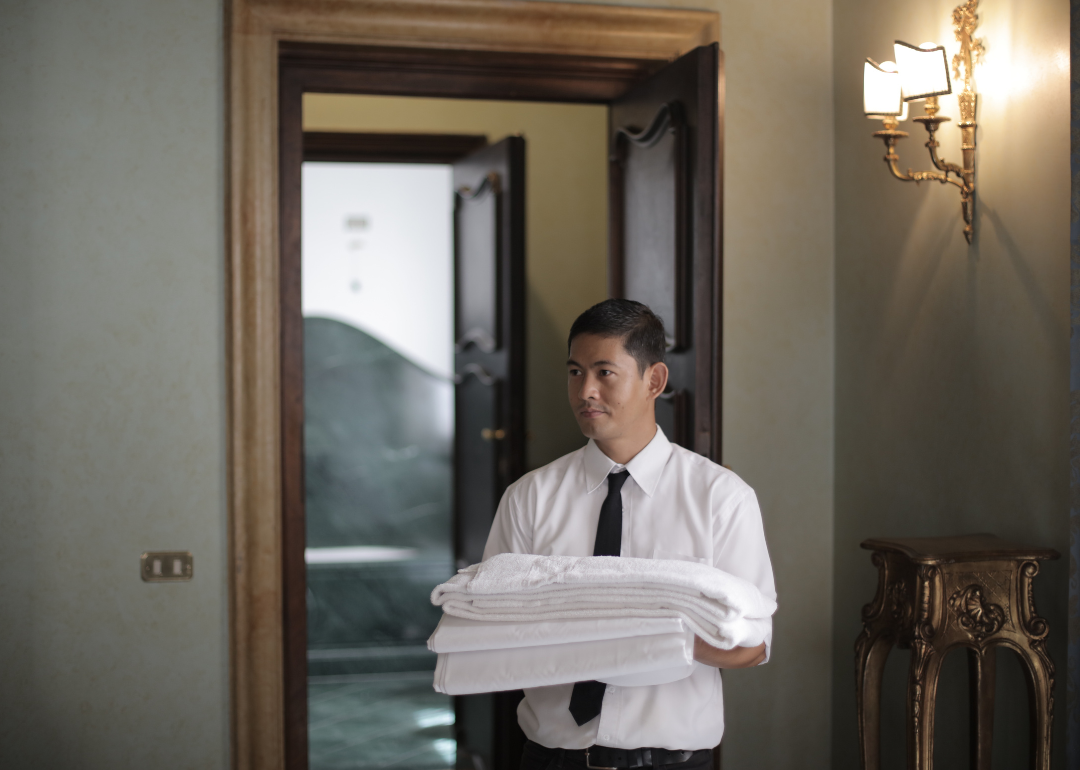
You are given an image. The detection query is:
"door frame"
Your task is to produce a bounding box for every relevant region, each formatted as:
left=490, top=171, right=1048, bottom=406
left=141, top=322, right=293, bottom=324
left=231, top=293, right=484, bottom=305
left=302, top=131, right=488, bottom=163
left=229, top=2, right=720, bottom=768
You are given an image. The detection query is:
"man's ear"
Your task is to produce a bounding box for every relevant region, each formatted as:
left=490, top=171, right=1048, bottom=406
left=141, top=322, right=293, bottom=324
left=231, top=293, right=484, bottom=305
left=646, top=362, right=669, bottom=400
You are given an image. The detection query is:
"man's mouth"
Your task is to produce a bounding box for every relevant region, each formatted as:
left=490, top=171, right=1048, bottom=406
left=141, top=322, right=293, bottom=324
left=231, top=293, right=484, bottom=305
left=578, top=407, right=606, bottom=419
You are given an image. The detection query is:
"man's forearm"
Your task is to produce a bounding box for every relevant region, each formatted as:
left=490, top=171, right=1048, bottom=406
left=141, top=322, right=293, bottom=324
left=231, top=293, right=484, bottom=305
left=692, top=637, right=767, bottom=669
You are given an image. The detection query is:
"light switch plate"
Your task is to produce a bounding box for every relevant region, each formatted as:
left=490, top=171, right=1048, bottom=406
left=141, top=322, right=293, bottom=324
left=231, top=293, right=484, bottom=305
left=141, top=551, right=193, bottom=582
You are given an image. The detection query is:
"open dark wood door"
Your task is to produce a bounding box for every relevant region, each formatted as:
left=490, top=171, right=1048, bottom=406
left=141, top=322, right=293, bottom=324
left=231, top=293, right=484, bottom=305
left=609, top=43, right=722, bottom=461
left=452, top=137, right=528, bottom=770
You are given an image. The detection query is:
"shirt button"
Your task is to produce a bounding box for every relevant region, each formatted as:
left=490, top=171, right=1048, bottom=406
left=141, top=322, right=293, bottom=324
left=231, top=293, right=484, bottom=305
left=606, top=686, right=615, bottom=693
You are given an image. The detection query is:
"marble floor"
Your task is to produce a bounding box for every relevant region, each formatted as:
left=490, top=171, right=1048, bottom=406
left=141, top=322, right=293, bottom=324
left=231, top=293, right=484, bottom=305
left=309, top=673, right=457, bottom=770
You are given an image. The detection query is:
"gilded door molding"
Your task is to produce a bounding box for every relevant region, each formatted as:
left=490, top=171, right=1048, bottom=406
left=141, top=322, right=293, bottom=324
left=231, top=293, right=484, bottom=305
left=227, top=1, right=719, bottom=768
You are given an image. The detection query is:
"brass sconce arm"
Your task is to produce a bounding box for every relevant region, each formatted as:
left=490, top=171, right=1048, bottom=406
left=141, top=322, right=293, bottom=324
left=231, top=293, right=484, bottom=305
left=865, top=0, right=981, bottom=243
left=916, top=110, right=965, bottom=179
left=874, top=120, right=963, bottom=188
left=872, top=96, right=976, bottom=243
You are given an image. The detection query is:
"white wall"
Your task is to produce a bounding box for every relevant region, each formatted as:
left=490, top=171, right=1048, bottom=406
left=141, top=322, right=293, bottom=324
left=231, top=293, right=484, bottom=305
left=0, top=1, right=229, bottom=767
left=302, top=162, right=455, bottom=379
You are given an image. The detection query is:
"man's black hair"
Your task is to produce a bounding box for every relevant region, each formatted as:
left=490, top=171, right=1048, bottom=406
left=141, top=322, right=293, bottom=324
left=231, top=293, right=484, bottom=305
left=567, top=299, right=666, bottom=376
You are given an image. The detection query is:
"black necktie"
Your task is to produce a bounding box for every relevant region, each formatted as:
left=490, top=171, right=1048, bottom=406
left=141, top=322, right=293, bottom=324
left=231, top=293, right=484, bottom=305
left=568, top=470, right=631, bottom=726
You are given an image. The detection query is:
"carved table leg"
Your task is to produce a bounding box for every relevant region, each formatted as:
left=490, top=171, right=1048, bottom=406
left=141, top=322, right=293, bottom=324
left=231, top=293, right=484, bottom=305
left=1015, top=561, right=1054, bottom=770
left=856, top=627, right=893, bottom=770
left=906, top=643, right=944, bottom=770
left=967, top=647, right=995, bottom=770
left=1016, top=638, right=1054, bottom=770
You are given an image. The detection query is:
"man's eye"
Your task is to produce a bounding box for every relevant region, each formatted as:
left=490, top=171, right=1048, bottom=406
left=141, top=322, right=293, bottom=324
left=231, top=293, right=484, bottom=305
left=599, top=370, right=613, bottom=376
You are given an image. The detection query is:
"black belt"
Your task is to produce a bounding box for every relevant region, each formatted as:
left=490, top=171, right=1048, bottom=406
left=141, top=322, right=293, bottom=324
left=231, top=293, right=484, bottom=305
left=583, top=746, right=705, bottom=769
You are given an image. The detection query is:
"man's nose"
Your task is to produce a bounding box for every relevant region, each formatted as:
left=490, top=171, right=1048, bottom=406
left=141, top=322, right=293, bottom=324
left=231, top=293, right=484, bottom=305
left=580, top=374, right=601, bottom=400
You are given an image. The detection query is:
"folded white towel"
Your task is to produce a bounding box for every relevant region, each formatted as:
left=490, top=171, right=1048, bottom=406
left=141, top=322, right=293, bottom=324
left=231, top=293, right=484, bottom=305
left=428, top=613, right=689, bottom=653
left=435, top=554, right=774, bottom=617
left=431, top=553, right=775, bottom=650
left=432, top=630, right=696, bottom=695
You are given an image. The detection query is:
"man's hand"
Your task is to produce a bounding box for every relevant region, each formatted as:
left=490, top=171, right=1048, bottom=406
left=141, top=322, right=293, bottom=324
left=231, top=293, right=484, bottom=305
left=693, top=636, right=767, bottom=669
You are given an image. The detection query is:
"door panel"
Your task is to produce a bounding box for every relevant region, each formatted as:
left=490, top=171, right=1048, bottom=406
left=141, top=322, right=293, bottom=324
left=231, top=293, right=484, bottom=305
left=455, top=372, right=502, bottom=567
left=452, top=137, right=526, bottom=568
left=452, top=137, right=527, bottom=770
left=609, top=44, right=722, bottom=460
left=456, top=180, right=501, bottom=354
left=617, top=102, right=687, bottom=350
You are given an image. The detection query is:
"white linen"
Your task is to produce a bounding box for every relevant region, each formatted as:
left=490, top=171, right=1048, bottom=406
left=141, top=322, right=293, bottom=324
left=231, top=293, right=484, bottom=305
left=440, top=552, right=772, bottom=614
left=428, top=612, right=689, bottom=653
left=431, top=553, right=774, bottom=650
left=432, top=630, right=695, bottom=695
left=482, top=428, right=776, bottom=751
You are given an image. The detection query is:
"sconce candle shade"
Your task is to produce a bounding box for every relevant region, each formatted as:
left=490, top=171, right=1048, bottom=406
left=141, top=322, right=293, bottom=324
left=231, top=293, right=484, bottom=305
left=862, top=2, right=981, bottom=245
left=864, top=59, right=903, bottom=117
left=893, top=41, right=951, bottom=100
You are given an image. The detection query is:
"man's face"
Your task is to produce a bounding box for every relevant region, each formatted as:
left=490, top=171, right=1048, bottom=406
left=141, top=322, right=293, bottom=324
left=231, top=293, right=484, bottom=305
left=567, top=333, right=662, bottom=442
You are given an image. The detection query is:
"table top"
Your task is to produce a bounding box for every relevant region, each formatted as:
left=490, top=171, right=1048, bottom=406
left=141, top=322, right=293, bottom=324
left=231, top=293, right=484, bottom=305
left=860, top=533, right=1059, bottom=564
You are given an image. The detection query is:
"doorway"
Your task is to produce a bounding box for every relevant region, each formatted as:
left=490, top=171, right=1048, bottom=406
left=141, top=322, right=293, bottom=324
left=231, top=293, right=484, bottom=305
left=281, top=46, right=722, bottom=768
left=228, top=5, right=722, bottom=764
left=297, top=97, right=610, bottom=770
left=280, top=45, right=722, bottom=770
left=299, top=127, right=536, bottom=770
left=301, top=158, right=458, bottom=770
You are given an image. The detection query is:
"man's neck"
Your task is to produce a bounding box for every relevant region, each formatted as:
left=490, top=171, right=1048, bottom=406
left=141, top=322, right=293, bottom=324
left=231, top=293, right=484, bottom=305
left=594, top=422, right=658, bottom=466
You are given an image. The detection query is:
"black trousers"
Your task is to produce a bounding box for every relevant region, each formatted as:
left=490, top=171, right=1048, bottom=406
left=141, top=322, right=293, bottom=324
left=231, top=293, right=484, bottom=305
left=520, top=741, right=714, bottom=770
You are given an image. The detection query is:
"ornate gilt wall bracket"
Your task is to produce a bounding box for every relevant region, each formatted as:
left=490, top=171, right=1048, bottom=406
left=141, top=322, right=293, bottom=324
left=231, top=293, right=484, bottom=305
left=865, top=0, right=983, bottom=243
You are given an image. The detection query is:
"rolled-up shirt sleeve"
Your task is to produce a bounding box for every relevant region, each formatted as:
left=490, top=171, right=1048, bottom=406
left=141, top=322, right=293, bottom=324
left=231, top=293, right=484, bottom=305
left=712, top=485, right=776, bottom=662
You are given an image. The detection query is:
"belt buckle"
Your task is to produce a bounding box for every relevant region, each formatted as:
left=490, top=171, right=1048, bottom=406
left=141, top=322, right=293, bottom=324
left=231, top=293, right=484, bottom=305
left=585, top=749, right=619, bottom=770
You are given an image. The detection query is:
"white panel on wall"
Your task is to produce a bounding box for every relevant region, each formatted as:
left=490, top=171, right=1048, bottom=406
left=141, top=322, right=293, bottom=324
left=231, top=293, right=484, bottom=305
left=302, top=162, right=455, bottom=379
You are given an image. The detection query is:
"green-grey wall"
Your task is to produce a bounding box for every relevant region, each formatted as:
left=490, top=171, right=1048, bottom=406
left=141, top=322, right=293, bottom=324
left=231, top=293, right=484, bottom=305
left=706, top=1, right=835, bottom=766
left=833, top=0, right=1070, bottom=766
left=0, top=0, right=229, bottom=767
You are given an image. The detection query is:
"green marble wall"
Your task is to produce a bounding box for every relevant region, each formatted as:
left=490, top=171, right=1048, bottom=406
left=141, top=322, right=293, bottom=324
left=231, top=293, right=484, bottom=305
left=304, top=318, right=453, bottom=675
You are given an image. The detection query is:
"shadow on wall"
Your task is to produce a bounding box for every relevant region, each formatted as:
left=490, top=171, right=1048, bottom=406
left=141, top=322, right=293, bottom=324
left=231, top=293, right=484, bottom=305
left=979, top=205, right=1061, bottom=346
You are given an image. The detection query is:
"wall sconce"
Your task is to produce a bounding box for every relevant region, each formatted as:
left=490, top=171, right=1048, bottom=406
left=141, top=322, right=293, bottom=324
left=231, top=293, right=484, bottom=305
left=864, top=0, right=983, bottom=243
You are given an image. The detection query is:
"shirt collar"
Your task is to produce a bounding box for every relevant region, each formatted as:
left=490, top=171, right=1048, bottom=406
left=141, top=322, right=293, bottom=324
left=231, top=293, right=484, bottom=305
left=582, top=427, right=673, bottom=498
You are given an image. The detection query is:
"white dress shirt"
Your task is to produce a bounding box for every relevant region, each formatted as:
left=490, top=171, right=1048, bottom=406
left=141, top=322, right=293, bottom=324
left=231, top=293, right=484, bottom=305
left=482, top=427, right=775, bottom=751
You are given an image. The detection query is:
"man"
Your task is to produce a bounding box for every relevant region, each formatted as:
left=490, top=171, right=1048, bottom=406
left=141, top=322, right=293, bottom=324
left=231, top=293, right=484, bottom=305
left=483, top=299, right=776, bottom=770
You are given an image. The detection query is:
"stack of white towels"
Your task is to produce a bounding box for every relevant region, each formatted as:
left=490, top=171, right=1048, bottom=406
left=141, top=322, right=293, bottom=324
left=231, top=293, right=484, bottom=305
left=427, top=553, right=776, bottom=695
